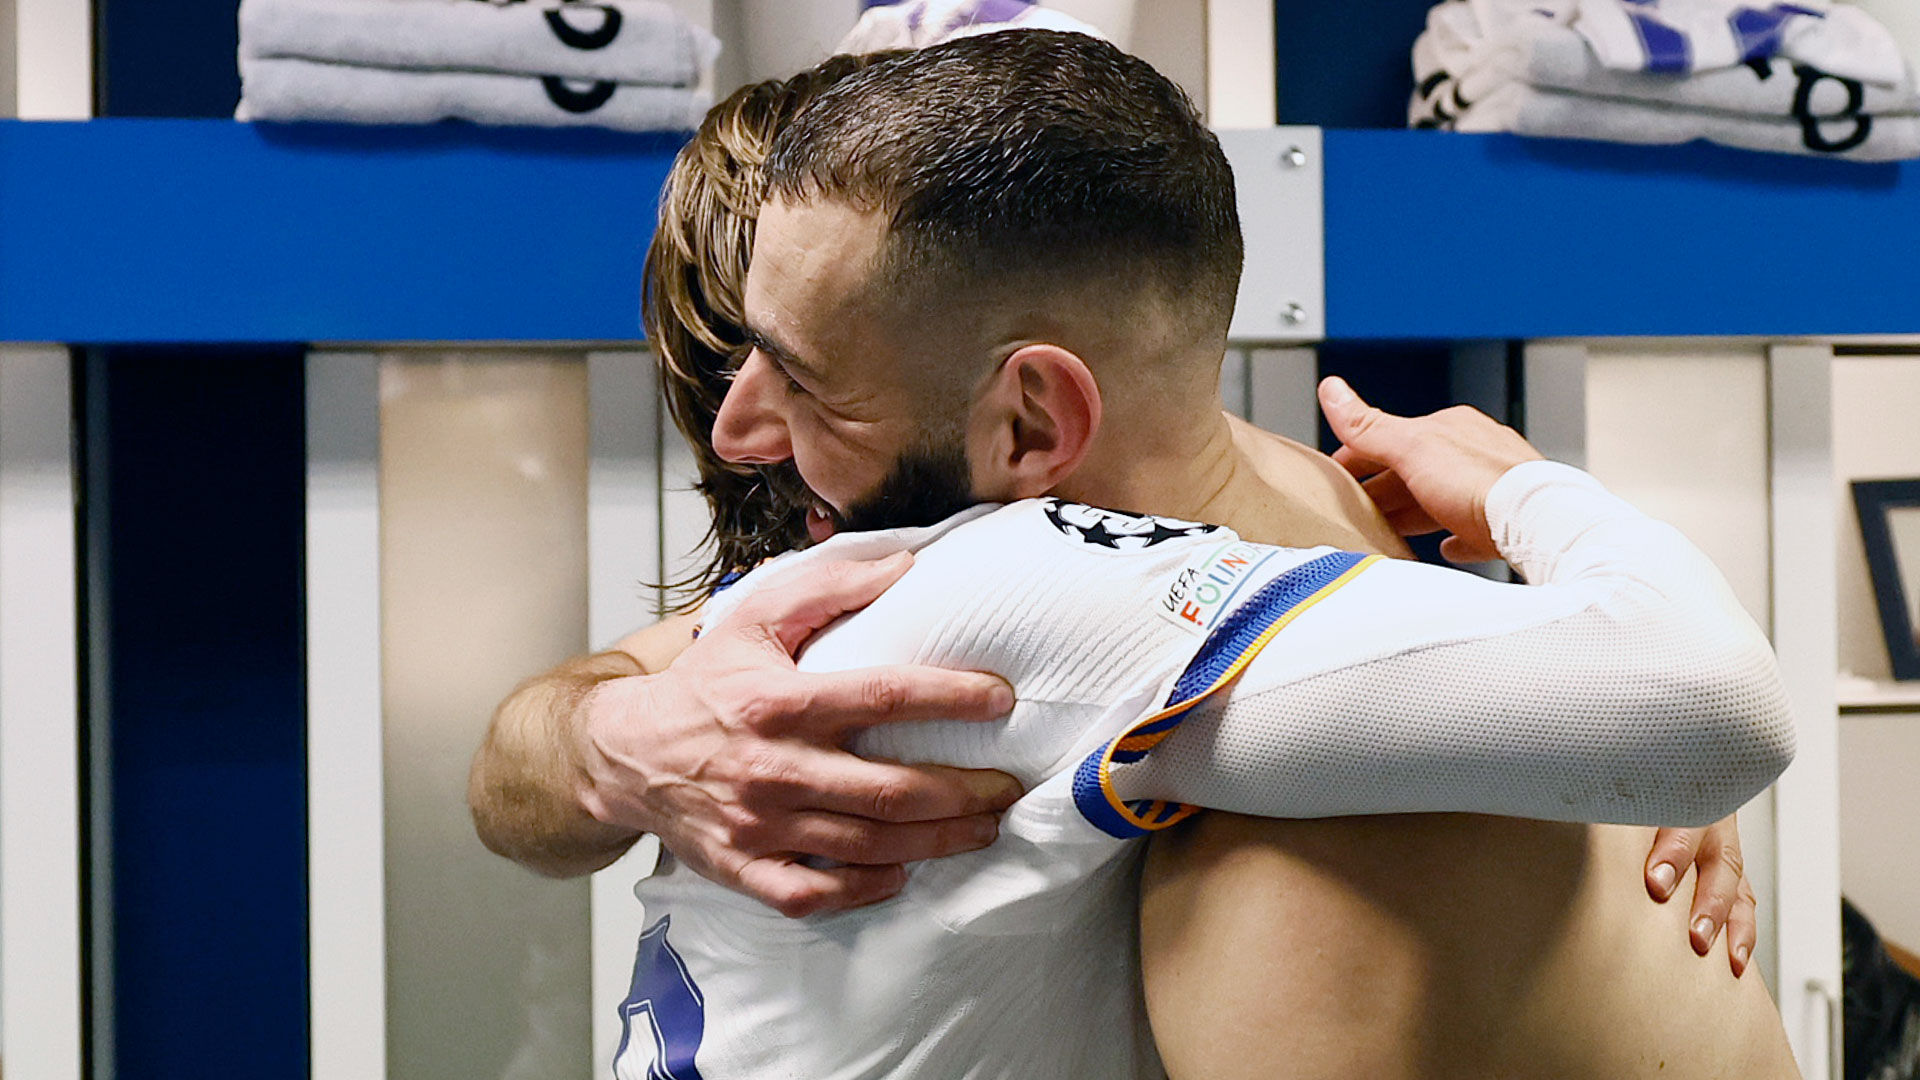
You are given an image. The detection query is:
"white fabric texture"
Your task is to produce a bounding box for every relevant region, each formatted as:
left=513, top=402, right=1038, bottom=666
left=653, top=463, right=1793, bottom=1079
left=1455, top=78, right=1920, bottom=158
left=1849, top=0, right=1920, bottom=79
left=239, top=0, right=719, bottom=84
left=836, top=0, right=1106, bottom=54
left=1572, top=0, right=1906, bottom=83
left=1133, top=463, right=1796, bottom=824
left=238, top=55, right=708, bottom=130
left=1422, top=2, right=1915, bottom=117
left=1412, top=0, right=1920, bottom=159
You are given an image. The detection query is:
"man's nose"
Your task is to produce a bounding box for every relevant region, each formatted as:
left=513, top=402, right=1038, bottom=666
left=711, top=351, right=794, bottom=465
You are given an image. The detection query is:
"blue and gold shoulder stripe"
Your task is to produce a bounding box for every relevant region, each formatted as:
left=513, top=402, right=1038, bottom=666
left=1071, top=550, right=1383, bottom=839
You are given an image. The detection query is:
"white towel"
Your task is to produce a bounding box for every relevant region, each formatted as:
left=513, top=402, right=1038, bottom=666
left=1453, top=77, right=1920, bottom=158
left=836, top=0, right=1105, bottom=54
left=1572, top=0, right=1907, bottom=85
left=238, top=55, right=709, bottom=131
left=1418, top=2, right=1916, bottom=120
left=239, top=0, right=719, bottom=86
left=1534, top=19, right=1914, bottom=115
left=1849, top=0, right=1920, bottom=78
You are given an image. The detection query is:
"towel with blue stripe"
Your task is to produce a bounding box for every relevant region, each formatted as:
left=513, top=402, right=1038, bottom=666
left=1412, top=0, right=1920, bottom=160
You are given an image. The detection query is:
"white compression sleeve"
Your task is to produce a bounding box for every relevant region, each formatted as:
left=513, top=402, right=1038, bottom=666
left=1123, top=461, right=1796, bottom=827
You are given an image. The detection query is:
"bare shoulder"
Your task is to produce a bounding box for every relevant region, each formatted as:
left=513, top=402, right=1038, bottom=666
left=1225, top=414, right=1411, bottom=558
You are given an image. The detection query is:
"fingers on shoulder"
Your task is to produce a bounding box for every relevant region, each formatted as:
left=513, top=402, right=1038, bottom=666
left=726, top=555, right=914, bottom=650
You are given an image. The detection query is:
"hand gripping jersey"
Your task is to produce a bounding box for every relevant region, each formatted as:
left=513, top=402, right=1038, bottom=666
left=614, top=462, right=1795, bottom=1080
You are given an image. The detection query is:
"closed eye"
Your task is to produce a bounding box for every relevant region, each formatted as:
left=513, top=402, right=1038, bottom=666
left=761, top=353, right=810, bottom=398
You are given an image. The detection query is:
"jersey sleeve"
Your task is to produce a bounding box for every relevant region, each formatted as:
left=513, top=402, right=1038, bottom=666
left=1112, top=461, right=1796, bottom=829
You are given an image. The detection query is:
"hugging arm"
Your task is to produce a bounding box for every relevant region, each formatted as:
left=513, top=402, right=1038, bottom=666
left=1127, top=460, right=1795, bottom=828
left=468, top=554, right=1022, bottom=915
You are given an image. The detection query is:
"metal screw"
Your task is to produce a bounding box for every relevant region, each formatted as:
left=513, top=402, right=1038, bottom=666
left=1281, top=302, right=1308, bottom=326
left=1282, top=145, right=1308, bottom=168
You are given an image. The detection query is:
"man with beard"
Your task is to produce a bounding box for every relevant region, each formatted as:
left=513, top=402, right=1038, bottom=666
left=473, top=34, right=1801, bottom=1079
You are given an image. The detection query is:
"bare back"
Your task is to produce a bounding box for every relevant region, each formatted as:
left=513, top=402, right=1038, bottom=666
left=1139, top=419, right=1800, bottom=1080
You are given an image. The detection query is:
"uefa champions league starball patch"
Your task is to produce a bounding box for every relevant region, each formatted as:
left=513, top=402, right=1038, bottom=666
left=1040, top=498, right=1219, bottom=551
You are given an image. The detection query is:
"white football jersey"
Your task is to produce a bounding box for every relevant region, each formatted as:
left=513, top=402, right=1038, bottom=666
left=613, top=462, right=1794, bottom=1080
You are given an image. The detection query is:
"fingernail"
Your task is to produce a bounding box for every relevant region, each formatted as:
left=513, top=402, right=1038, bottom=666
left=965, top=771, right=1023, bottom=805
left=1321, top=376, right=1354, bottom=405
left=1693, top=916, right=1714, bottom=941
left=1734, top=944, right=1751, bottom=971
left=1649, top=862, right=1676, bottom=896
left=972, top=817, right=999, bottom=845
left=987, top=682, right=1015, bottom=715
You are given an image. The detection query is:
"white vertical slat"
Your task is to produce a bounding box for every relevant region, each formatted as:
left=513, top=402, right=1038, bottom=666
left=1245, top=346, right=1320, bottom=446
left=1, top=0, right=16, bottom=117
left=11, top=0, right=89, bottom=119
left=1766, top=343, right=1843, bottom=1080
left=587, top=351, right=664, bottom=645
left=3, top=18, right=88, bottom=1075
left=305, top=351, right=388, bottom=1080
left=0, top=345, right=84, bottom=1080
left=1205, top=0, right=1276, bottom=127
left=1582, top=342, right=1783, bottom=988
left=588, top=350, right=665, bottom=1070
left=1521, top=341, right=1588, bottom=471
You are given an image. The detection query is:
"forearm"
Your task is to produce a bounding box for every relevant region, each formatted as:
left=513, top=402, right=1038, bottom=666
left=469, top=650, right=648, bottom=878
left=1130, top=463, right=1795, bottom=827
left=1149, top=611, right=1788, bottom=826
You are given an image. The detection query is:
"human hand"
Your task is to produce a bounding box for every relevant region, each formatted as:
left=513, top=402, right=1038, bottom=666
left=572, top=551, right=1023, bottom=917
left=1644, top=816, right=1758, bottom=977
left=1317, top=377, right=1544, bottom=563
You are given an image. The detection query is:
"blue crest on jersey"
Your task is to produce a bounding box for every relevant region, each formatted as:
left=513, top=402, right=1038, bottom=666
left=613, top=916, right=708, bottom=1080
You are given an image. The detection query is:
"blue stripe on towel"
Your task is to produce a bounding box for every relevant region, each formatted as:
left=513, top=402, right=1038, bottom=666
left=1729, top=4, right=1823, bottom=64
left=1628, top=10, right=1694, bottom=74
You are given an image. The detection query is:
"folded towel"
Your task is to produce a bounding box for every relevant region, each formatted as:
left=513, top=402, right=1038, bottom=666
left=1448, top=77, right=1920, bottom=159
left=1535, top=19, right=1914, bottom=115
left=837, top=0, right=1105, bottom=53
left=1849, top=0, right=1920, bottom=78
left=1418, top=2, right=1917, bottom=121
left=1572, top=0, right=1907, bottom=85
left=239, top=0, right=719, bottom=86
left=238, top=55, right=709, bottom=131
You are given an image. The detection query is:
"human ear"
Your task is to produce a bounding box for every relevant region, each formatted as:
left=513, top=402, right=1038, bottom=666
left=968, top=344, right=1103, bottom=501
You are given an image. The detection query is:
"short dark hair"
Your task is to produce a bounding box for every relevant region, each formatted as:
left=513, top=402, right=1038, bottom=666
left=765, top=30, right=1243, bottom=344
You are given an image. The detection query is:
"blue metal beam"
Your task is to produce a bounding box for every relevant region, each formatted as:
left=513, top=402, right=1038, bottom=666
left=0, top=119, right=680, bottom=343
left=3, top=121, right=1918, bottom=343
left=1323, top=129, right=1920, bottom=340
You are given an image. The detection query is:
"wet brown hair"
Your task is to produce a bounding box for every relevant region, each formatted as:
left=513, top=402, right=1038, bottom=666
left=643, top=52, right=903, bottom=609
